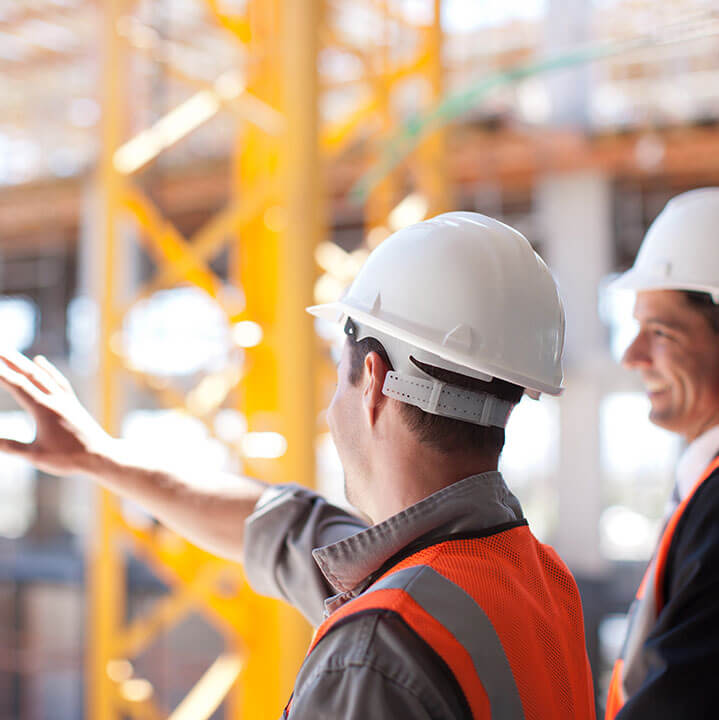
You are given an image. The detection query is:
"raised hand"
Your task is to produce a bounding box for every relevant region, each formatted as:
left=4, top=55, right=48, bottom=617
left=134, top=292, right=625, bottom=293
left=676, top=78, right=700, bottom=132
left=0, top=350, right=114, bottom=477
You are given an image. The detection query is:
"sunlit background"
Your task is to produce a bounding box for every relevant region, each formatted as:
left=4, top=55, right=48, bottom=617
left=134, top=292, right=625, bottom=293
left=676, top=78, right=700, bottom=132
left=1, top=0, right=718, bottom=717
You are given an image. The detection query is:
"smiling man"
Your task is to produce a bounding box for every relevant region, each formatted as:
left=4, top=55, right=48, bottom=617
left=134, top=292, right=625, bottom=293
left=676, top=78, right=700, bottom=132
left=606, top=189, right=719, bottom=719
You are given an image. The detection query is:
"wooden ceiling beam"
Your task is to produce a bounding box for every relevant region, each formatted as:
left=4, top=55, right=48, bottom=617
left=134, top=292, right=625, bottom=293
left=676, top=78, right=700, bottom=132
left=2, top=125, right=719, bottom=245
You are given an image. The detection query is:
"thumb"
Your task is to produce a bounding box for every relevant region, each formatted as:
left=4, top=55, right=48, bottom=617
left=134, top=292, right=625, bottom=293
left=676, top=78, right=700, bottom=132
left=0, top=438, right=33, bottom=457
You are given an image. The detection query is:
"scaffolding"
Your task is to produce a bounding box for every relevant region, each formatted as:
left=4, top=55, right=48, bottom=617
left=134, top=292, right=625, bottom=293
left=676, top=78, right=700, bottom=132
left=91, top=1, right=447, bottom=718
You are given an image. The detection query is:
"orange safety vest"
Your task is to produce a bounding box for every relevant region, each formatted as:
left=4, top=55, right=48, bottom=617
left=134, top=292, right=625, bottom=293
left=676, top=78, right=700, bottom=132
left=605, top=455, right=719, bottom=719
left=285, top=523, right=596, bottom=719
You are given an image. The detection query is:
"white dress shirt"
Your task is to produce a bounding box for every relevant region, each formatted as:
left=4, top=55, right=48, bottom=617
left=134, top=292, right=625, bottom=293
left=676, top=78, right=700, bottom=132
left=675, top=423, right=719, bottom=501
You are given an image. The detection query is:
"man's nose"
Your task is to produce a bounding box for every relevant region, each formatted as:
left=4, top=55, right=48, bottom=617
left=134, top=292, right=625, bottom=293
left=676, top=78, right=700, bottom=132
left=622, top=333, right=651, bottom=369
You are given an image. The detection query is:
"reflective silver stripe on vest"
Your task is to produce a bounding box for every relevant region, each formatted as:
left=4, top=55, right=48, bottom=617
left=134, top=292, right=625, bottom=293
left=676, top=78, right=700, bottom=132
left=618, top=557, right=658, bottom=699
left=371, top=565, right=525, bottom=720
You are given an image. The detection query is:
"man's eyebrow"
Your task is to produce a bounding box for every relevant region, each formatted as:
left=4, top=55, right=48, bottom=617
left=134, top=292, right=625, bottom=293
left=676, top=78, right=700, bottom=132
left=641, top=317, right=688, bottom=332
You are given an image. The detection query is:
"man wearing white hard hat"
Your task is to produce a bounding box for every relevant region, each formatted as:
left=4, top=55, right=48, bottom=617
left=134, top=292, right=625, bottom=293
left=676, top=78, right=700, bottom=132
left=606, top=189, right=719, bottom=719
left=0, top=212, right=596, bottom=719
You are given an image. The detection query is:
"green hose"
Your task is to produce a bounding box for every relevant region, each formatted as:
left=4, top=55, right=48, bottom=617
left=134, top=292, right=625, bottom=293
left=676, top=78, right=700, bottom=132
left=348, top=20, right=712, bottom=204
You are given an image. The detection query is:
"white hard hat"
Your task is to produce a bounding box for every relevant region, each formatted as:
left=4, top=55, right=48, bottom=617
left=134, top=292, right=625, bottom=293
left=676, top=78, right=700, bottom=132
left=308, top=212, right=565, bottom=425
left=610, top=188, right=719, bottom=303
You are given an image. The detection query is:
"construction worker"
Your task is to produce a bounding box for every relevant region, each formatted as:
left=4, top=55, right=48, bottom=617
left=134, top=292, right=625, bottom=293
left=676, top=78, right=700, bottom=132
left=605, top=188, right=719, bottom=719
left=0, top=212, right=596, bottom=719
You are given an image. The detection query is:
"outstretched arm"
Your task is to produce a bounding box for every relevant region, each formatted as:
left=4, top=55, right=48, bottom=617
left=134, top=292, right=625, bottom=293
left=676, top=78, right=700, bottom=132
left=0, top=350, right=267, bottom=562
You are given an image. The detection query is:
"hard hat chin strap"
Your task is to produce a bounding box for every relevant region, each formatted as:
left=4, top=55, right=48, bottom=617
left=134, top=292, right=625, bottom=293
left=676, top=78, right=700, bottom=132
left=382, top=371, right=513, bottom=428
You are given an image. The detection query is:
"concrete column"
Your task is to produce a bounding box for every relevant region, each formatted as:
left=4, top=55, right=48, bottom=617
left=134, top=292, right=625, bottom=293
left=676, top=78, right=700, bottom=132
left=543, top=0, right=592, bottom=128
left=536, top=171, right=612, bottom=576
left=77, top=183, right=140, bottom=395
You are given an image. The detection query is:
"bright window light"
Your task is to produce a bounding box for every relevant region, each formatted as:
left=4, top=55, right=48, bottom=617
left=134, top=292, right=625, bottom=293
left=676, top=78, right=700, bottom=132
left=314, top=274, right=346, bottom=305
left=0, top=296, right=37, bottom=352
left=68, top=97, right=100, bottom=128
left=59, top=474, right=91, bottom=537
left=600, top=392, right=680, bottom=560
left=599, top=275, right=639, bottom=363
left=67, top=296, right=99, bottom=371
left=500, top=394, right=560, bottom=541
left=600, top=504, right=660, bottom=561
left=388, top=193, right=428, bottom=231
left=213, top=409, right=248, bottom=444
left=315, top=242, right=351, bottom=276
left=600, top=393, right=680, bottom=481
left=113, top=69, right=245, bottom=174
left=599, top=614, right=629, bottom=667
left=240, top=432, right=287, bottom=459
left=123, top=288, right=231, bottom=377
left=123, top=409, right=232, bottom=470
left=121, top=408, right=235, bottom=527
left=442, top=0, right=545, bottom=32
left=231, top=321, right=263, bottom=348
left=316, top=431, right=350, bottom=509
left=0, top=412, right=36, bottom=538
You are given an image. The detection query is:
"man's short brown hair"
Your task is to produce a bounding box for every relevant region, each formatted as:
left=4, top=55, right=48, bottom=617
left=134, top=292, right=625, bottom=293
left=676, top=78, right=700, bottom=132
left=683, top=291, right=719, bottom=334
left=347, top=335, right=524, bottom=457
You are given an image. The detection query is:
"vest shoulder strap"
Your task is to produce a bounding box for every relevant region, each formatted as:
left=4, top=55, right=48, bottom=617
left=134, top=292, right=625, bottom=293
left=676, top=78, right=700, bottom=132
left=309, top=557, right=525, bottom=720
left=655, top=455, right=719, bottom=612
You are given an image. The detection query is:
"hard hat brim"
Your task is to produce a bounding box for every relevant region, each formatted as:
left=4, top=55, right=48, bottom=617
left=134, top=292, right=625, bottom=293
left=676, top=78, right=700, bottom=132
left=307, top=301, right=564, bottom=396
left=608, top=269, right=719, bottom=297
left=306, top=302, right=345, bottom=323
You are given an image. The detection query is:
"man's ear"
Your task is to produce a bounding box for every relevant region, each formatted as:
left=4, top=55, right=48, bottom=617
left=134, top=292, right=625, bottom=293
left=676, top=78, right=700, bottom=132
left=362, top=351, right=389, bottom=425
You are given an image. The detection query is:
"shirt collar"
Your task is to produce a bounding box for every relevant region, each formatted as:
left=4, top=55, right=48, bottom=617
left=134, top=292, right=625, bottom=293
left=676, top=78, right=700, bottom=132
left=676, top=424, right=719, bottom=501
left=312, top=471, right=523, bottom=614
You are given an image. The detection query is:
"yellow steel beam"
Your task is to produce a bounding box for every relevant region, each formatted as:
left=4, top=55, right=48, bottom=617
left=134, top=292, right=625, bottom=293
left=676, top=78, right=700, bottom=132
left=116, top=365, right=238, bottom=451
left=414, top=2, right=450, bottom=216
left=168, top=653, right=244, bottom=720
left=277, top=0, right=323, bottom=699
left=92, top=2, right=444, bottom=719
left=90, top=1, right=126, bottom=717
left=116, top=691, right=167, bottom=720
left=130, top=181, right=272, bottom=305
left=119, top=523, right=250, bottom=636
left=319, top=39, right=431, bottom=157
left=365, top=0, right=429, bottom=29
left=113, top=69, right=247, bottom=175
left=228, top=3, right=288, bottom=718
left=365, top=0, right=399, bottom=232
left=321, top=24, right=373, bottom=71
left=122, top=186, right=225, bottom=298
left=204, top=0, right=252, bottom=44
left=114, top=581, right=203, bottom=658
left=321, top=95, right=379, bottom=155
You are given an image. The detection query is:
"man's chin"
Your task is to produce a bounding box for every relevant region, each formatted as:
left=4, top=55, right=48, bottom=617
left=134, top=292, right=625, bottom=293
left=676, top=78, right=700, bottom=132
left=648, top=406, right=681, bottom=433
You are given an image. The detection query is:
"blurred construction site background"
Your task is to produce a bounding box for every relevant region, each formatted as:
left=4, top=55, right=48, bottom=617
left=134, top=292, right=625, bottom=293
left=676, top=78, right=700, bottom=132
left=1, top=0, right=718, bottom=718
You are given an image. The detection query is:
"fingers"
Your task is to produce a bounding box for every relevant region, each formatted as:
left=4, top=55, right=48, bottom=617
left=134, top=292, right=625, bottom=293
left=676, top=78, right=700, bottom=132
left=0, top=437, right=33, bottom=458
left=0, top=350, right=53, bottom=394
left=33, top=355, right=74, bottom=395
left=0, top=358, right=48, bottom=410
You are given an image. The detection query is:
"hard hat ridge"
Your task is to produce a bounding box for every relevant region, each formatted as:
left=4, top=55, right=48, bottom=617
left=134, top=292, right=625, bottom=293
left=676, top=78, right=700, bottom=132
left=610, top=187, right=719, bottom=302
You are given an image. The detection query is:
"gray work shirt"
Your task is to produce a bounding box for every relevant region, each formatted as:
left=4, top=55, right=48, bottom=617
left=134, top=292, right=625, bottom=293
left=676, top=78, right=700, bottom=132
left=243, top=472, right=525, bottom=719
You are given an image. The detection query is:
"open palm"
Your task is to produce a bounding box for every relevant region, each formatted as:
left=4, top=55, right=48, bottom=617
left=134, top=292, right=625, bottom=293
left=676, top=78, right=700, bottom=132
left=0, top=351, right=113, bottom=477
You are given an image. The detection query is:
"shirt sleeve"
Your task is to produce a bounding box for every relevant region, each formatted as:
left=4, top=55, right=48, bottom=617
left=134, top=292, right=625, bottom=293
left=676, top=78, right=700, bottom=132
left=287, top=613, right=472, bottom=720
left=289, top=662, right=436, bottom=720
left=242, top=484, right=368, bottom=626
left=616, top=472, right=719, bottom=719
